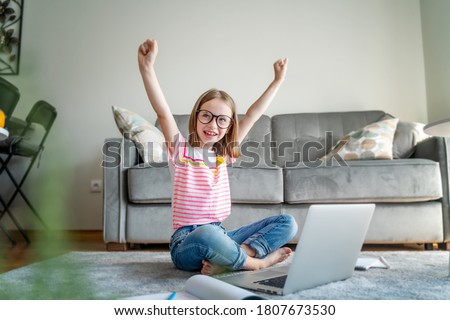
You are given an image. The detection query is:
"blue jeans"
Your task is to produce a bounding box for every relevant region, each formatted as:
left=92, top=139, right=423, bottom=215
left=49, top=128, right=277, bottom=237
left=169, top=214, right=298, bottom=272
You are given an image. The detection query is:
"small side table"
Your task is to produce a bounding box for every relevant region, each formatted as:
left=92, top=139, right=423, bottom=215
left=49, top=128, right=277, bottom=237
left=424, top=117, right=450, bottom=136
left=423, top=117, right=450, bottom=276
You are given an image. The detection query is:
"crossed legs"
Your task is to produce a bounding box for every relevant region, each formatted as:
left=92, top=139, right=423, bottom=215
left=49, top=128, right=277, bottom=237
left=170, top=214, right=298, bottom=275
left=201, top=243, right=293, bottom=275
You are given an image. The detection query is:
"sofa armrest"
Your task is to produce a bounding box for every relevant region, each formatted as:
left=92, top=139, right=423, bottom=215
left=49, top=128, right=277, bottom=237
left=102, top=137, right=139, bottom=244
left=414, top=137, right=450, bottom=242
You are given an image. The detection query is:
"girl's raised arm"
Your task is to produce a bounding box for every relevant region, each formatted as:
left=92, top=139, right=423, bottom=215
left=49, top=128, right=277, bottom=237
left=237, top=58, right=288, bottom=144
left=138, top=39, right=178, bottom=153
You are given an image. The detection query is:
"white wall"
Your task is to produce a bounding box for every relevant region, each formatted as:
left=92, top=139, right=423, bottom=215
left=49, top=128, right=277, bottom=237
left=421, top=0, right=450, bottom=122
left=2, top=0, right=427, bottom=229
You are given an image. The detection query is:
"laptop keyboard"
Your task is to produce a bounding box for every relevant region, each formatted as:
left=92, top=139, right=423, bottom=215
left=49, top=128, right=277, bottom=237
left=254, top=275, right=287, bottom=288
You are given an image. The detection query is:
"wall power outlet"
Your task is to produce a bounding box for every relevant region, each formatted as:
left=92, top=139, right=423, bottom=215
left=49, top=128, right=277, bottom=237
left=90, top=179, right=103, bottom=193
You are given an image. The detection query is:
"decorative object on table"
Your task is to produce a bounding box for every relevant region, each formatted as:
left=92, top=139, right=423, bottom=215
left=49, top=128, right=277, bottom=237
left=0, top=0, right=24, bottom=75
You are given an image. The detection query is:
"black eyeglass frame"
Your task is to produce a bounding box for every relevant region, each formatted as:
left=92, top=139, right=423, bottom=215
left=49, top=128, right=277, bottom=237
left=196, top=109, right=234, bottom=129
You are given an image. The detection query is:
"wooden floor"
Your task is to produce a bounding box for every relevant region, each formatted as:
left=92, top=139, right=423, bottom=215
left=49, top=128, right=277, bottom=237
left=0, top=230, right=169, bottom=273
left=0, top=230, right=428, bottom=274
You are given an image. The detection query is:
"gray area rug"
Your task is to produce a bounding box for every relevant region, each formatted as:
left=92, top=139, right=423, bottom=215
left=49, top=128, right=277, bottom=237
left=0, top=251, right=449, bottom=300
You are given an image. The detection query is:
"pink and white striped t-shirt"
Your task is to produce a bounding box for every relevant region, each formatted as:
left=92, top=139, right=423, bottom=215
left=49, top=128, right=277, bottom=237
left=169, top=133, right=232, bottom=230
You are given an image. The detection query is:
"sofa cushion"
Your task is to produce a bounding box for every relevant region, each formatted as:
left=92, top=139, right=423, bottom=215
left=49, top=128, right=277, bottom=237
left=284, top=159, right=442, bottom=203
left=128, top=162, right=283, bottom=204
left=128, top=164, right=172, bottom=203
left=228, top=165, right=283, bottom=203
left=271, top=111, right=388, bottom=167
left=234, top=115, right=272, bottom=167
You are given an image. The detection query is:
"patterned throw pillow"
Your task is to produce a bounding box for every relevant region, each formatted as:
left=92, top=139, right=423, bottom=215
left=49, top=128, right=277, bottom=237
left=111, top=106, right=166, bottom=163
left=323, top=118, right=399, bottom=161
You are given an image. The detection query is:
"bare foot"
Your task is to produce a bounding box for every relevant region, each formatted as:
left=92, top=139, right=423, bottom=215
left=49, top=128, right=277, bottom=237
left=200, top=247, right=292, bottom=275
left=244, top=247, right=292, bottom=271
left=201, top=260, right=227, bottom=275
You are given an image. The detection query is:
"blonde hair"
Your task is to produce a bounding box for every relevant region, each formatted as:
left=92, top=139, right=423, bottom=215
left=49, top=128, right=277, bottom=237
left=188, top=88, right=240, bottom=158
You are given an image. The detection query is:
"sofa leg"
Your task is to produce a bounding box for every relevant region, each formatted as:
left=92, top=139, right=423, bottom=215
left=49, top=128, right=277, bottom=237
left=424, top=243, right=450, bottom=250
left=106, top=242, right=130, bottom=251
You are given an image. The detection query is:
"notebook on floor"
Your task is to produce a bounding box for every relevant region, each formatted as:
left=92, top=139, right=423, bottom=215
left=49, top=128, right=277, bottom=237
left=219, top=203, right=375, bottom=295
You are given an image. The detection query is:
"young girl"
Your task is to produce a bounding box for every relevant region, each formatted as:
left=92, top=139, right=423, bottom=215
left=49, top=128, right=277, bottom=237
left=138, top=39, right=298, bottom=275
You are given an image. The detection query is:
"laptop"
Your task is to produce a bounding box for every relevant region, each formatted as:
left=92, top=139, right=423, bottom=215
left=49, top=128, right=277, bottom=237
left=219, top=204, right=375, bottom=295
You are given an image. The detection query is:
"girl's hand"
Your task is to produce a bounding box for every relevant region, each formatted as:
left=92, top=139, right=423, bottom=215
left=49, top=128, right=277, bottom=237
left=138, top=39, right=158, bottom=71
left=274, top=58, right=288, bottom=83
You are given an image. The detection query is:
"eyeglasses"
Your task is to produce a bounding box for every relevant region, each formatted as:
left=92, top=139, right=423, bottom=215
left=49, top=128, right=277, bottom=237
left=196, top=110, right=233, bottom=129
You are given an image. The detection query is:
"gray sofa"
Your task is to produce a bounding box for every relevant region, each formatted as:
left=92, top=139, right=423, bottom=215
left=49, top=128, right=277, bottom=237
left=103, top=110, right=450, bottom=250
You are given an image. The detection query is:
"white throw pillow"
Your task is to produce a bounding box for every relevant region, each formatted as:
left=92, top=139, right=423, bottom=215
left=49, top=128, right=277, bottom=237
left=393, top=121, right=430, bottom=159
